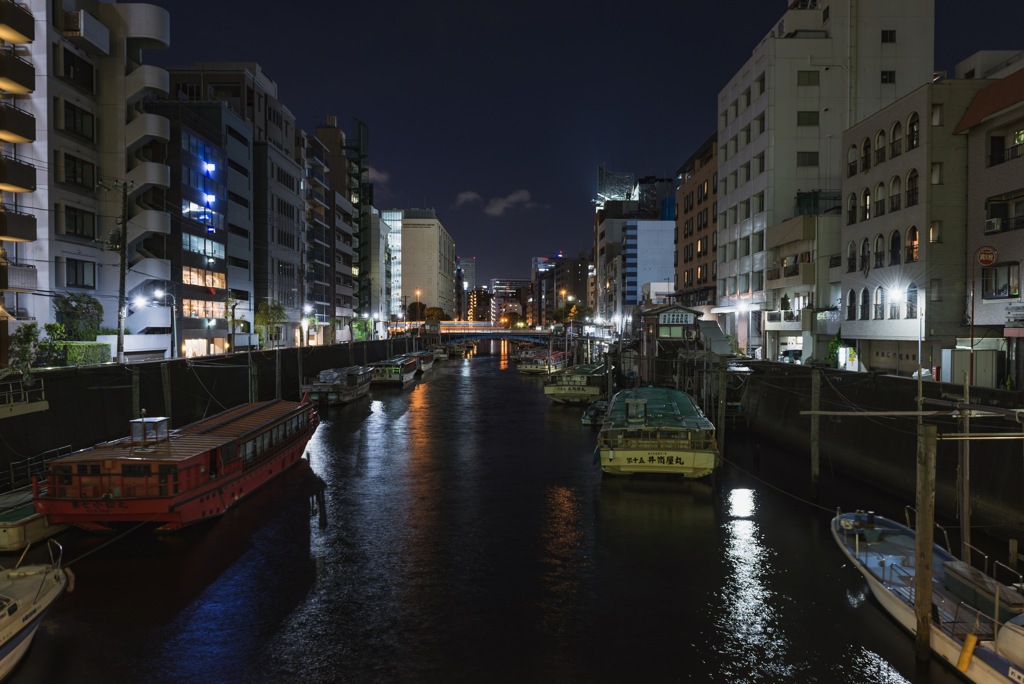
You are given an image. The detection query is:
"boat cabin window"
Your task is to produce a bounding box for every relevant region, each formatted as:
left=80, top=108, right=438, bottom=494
left=130, top=417, right=170, bottom=445
left=122, top=464, right=153, bottom=477
left=76, top=464, right=100, bottom=475
left=6, top=603, right=16, bottom=617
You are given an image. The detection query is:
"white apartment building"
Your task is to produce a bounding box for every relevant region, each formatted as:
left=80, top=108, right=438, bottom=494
left=840, top=72, right=991, bottom=377
left=716, top=0, right=935, bottom=359
left=0, top=2, right=172, bottom=362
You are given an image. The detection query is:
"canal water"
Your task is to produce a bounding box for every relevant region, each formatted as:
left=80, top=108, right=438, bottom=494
left=13, top=341, right=967, bottom=683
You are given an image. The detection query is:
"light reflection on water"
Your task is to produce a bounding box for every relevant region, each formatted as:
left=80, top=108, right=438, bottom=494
left=715, top=487, right=795, bottom=682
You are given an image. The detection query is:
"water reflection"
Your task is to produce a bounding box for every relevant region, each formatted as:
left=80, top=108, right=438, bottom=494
left=715, top=487, right=794, bottom=681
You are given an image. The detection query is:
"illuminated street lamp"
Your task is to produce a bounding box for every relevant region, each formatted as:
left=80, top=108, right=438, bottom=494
left=154, top=289, right=178, bottom=358
left=303, top=304, right=313, bottom=346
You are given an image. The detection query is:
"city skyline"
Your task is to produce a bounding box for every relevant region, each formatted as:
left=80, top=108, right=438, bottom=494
left=150, top=1, right=1023, bottom=284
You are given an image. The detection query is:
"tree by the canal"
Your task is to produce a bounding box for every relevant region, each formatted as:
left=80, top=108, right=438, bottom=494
left=255, top=300, right=287, bottom=348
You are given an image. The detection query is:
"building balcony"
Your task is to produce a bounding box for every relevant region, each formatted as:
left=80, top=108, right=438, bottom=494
left=0, top=101, right=34, bottom=143
left=0, top=204, right=35, bottom=241
left=125, top=257, right=169, bottom=293
left=765, top=261, right=815, bottom=288
left=0, top=0, right=33, bottom=44
left=62, top=9, right=110, bottom=55
left=0, top=50, right=34, bottom=94
left=110, top=3, right=170, bottom=49
left=126, top=161, right=169, bottom=195
left=128, top=302, right=171, bottom=334
left=130, top=208, right=170, bottom=239
left=811, top=308, right=840, bottom=337
left=124, top=64, right=168, bottom=104
left=764, top=309, right=803, bottom=332
left=125, top=112, right=169, bottom=152
left=0, top=154, right=34, bottom=192
left=0, top=260, right=35, bottom=291
left=307, top=186, right=327, bottom=207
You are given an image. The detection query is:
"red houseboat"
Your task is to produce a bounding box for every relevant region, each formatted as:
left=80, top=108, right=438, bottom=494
left=32, top=398, right=320, bottom=532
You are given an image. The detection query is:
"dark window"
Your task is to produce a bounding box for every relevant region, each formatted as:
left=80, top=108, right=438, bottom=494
left=62, top=154, right=95, bottom=189
left=66, top=258, right=96, bottom=288
left=881, top=71, right=896, bottom=84
left=797, top=71, right=820, bottom=86
left=881, top=30, right=896, bottom=43
left=122, top=464, right=153, bottom=477
left=64, top=205, right=96, bottom=239
left=796, top=152, right=819, bottom=166
left=61, top=100, right=95, bottom=141
left=797, top=111, right=819, bottom=126
left=61, top=48, right=95, bottom=92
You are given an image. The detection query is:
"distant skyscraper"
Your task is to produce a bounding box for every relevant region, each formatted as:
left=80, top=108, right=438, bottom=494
left=595, top=165, right=635, bottom=209
left=457, top=256, right=476, bottom=292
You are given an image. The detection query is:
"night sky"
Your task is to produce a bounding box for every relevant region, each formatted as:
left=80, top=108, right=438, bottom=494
left=148, top=1, right=1023, bottom=284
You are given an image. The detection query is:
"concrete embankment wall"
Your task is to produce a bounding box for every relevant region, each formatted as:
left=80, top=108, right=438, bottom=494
left=742, top=363, right=1024, bottom=542
left=0, top=338, right=419, bottom=464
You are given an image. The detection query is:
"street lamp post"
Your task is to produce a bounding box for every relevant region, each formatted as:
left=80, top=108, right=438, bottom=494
left=303, top=304, right=313, bottom=346
left=154, top=289, right=177, bottom=358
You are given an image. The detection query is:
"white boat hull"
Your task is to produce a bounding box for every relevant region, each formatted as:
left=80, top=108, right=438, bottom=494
left=0, top=543, right=70, bottom=679
left=832, top=513, right=1024, bottom=684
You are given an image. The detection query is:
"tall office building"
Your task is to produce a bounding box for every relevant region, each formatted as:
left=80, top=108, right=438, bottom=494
left=140, top=100, right=255, bottom=356
left=382, top=209, right=404, bottom=316
left=399, top=209, right=456, bottom=318
left=169, top=63, right=308, bottom=347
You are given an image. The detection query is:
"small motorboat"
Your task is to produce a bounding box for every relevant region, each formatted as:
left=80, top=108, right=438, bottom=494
left=581, top=400, right=609, bottom=426
left=0, top=539, right=72, bottom=680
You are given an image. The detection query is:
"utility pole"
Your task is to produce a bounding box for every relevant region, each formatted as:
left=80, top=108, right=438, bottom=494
left=114, top=180, right=132, bottom=364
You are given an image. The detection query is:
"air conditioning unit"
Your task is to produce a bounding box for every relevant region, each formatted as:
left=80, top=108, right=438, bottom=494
left=985, top=218, right=1003, bottom=234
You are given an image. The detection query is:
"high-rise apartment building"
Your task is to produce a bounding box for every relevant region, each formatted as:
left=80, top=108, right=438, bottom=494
left=716, top=0, right=935, bottom=357
left=0, top=2, right=173, bottom=363
left=675, top=134, right=718, bottom=315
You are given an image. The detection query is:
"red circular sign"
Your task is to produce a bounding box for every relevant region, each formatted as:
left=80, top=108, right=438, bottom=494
left=977, top=246, right=998, bottom=266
